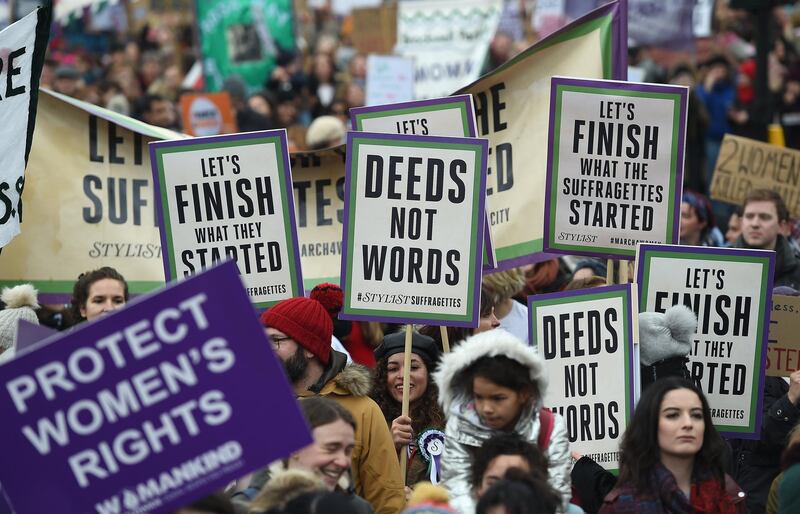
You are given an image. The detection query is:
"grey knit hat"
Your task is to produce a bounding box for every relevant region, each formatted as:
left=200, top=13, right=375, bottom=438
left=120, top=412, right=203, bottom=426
left=0, top=284, right=39, bottom=353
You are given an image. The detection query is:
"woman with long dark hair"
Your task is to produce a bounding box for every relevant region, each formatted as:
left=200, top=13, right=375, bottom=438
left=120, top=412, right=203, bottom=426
left=369, top=331, right=445, bottom=487
left=67, top=267, right=128, bottom=325
left=600, top=377, right=747, bottom=513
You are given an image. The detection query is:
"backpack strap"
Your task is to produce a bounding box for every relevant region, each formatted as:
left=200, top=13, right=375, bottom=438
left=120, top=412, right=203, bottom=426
left=537, top=407, right=555, bottom=450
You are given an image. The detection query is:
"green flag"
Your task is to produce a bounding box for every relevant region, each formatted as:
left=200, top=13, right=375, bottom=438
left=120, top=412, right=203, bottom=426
left=196, top=0, right=295, bottom=93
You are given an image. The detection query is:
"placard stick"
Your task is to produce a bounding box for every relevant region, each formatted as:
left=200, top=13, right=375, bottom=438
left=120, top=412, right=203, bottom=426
left=620, top=260, right=629, bottom=283
left=440, top=325, right=451, bottom=353
left=399, top=324, right=413, bottom=478
left=606, top=259, right=615, bottom=285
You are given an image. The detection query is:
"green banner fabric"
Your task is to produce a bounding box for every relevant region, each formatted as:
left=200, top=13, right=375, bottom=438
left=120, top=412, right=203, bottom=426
left=196, top=0, right=295, bottom=93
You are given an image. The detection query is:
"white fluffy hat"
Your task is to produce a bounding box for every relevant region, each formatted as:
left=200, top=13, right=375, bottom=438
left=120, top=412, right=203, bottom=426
left=638, top=304, right=697, bottom=366
left=0, top=284, right=40, bottom=353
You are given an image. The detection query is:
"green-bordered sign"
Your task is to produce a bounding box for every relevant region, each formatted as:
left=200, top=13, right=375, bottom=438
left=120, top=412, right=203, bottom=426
left=636, top=244, right=775, bottom=438
left=341, top=131, right=487, bottom=326
left=149, top=130, right=303, bottom=308
left=196, top=0, right=295, bottom=93
left=528, top=284, right=637, bottom=472
left=349, top=95, right=497, bottom=270
left=544, top=77, right=688, bottom=259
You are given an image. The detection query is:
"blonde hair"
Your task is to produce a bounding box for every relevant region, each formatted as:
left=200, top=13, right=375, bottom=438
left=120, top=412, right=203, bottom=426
left=482, top=269, right=526, bottom=304
left=248, top=469, right=324, bottom=513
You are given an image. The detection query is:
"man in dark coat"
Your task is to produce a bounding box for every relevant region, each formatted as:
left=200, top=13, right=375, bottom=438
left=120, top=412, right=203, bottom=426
left=733, top=189, right=800, bottom=289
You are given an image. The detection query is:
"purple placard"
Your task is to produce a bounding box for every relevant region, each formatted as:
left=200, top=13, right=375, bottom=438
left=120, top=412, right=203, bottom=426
left=15, top=320, right=56, bottom=353
left=340, top=131, right=488, bottom=327
left=349, top=95, right=497, bottom=271
left=149, top=129, right=304, bottom=308
left=543, top=76, right=688, bottom=260
left=636, top=243, right=776, bottom=439
left=0, top=261, right=311, bottom=514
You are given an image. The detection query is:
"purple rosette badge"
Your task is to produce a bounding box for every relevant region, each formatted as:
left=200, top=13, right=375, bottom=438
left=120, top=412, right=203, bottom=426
left=417, top=429, right=445, bottom=484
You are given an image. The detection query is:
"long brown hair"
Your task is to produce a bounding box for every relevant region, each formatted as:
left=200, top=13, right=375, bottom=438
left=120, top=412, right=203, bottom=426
left=370, top=355, right=445, bottom=433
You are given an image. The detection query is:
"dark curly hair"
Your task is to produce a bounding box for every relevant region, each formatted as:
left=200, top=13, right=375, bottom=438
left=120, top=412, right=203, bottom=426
left=470, top=433, right=549, bottom=489
left=617, top=377, right=727, bottom=493
left=370, top=354, right=445, bottom=433
left=67, top=267, right=128, bottom=325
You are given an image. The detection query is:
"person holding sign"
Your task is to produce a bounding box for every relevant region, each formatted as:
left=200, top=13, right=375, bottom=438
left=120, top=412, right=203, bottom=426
left=260, top=296, right=404, bottom=514
left=66, top=266, right=128, bottom=325
left=600, top=378, right=746, bottom=514
left=733, top=189, right=800, bottom=289
left=433, top=330, right=571, bottom=514
left=370, top=331, right=445, bottom=486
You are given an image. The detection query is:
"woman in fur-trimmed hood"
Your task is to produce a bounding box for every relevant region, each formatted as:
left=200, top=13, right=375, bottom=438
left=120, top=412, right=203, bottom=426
left=433, top=329, right=571, bottom=514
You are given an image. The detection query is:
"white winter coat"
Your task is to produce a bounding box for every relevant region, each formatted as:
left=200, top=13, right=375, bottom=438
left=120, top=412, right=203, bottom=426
left=433, top=330, right=571, bottom=514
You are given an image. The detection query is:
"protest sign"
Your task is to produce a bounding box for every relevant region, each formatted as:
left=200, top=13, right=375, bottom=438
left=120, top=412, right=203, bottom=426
left=350, top=95, right=496, bottom=269
left=458, top=1, right=626, bottom=270
left=0, top=261, right=312, bottom=514
left=15, top=320, right=55, bottom=353
left=636, top=244, right=775, bottom=437
left=290, top=145, right=347, bottom=290
left=395, top=0, right=502, bottom=99
left=0, top=5, right=50, bottom=248
left=179, top=92, right=238, bottom=137
left=529, top=284, right=636, bottom=471
left=150, top=130, right=303, bottom=308
left=0, top=90, right=179, bottom=302
left=341, top=132, right=487, bottom=326
left=710, top=134, right=800, bottom=218
left=365, top=55, right=414, bottom=107
left=766, top=295, right=800, bottom=377
left=351, top=4, right=397, bottom=55
left=544, top=77, right=687, bottom=259
left=196, top=0, right=295, bottom=93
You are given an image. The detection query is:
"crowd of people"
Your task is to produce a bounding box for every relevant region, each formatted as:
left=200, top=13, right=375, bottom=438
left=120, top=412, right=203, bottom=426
left=6, top=1, right=800, bottom=514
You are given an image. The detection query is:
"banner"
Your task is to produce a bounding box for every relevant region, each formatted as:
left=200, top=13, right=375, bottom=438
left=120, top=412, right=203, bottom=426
left=636, top=244, right=775, bottom=438
left=544, top=77, right=687, bottom=259
left=0, top=5, right=50, bottom=248
left=710, top=134, right=800, bottom=218
left=179, top=92, right=238, bottom=137
left=350, top=95, right=496, bottom=269
left=0, top=261, right=312, bottom=514
left=458, top=1, right=626, bottom=270
left=365, top=55, right=415, bottom=107
left=766, top=295, right=800, bottom=377
left=395, top=0, right=502, bottom=100
left=0, top=90, right=181, bottom=302
left=196, top=0, right=295, bottom=93
left=150, top=130, right=303, bottom=308
left=341, top=132, right=487, bottom=326
left=529, top=284, right=636, bottom=471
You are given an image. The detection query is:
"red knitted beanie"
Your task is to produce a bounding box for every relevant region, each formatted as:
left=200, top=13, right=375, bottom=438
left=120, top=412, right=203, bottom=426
left=260, top=297, right=333, bottom=365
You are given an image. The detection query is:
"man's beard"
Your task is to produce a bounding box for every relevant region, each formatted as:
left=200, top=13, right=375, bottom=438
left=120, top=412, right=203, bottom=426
left=284, top=346, right=309, bottom=384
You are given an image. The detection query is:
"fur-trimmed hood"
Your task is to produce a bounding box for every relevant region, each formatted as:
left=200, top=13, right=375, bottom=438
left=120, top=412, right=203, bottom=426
left=433, top=329, right=547, bottom=412
left=333, top=363, right=373, bottom=396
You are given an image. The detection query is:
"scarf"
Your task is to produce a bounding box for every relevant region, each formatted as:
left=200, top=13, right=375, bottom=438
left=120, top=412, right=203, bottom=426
left=649, top=463, right=739, bottom=514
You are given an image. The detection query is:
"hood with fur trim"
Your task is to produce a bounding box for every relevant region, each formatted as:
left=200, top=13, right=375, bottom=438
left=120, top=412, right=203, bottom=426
left=309, top=350, right=372, bottom=396
left=433, top=329, right=546, bottom=412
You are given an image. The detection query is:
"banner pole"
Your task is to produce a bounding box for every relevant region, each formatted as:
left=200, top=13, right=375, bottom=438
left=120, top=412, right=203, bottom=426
left=440, top=325, right=450, bottom=353
left=620, top=260, right=629, bottom=283
left=399, top=324, right=413, bottom=479
left=607, top=259, right=615, bottom=285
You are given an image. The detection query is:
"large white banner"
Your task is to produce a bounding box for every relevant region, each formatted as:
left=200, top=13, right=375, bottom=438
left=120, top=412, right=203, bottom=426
left=0, top=5, right=49, bottom=248
left=395, top=0, right=502, bottom=100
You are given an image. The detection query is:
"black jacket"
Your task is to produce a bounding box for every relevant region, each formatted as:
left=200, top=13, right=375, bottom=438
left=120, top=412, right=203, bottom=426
left=735, top=234, right=800, bottom=289
left=728, top=377, right=799, bottom=514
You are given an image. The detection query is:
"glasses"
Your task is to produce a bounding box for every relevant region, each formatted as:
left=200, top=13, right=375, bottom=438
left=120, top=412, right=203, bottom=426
left=270, top=335, right=293, bottom=350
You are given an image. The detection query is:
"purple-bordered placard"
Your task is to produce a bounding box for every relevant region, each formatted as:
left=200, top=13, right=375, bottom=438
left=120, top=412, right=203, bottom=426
left=636, top=243, right=776, bottom=439
left=340, top=131, right=488, bottom=327
left=527, top=283, right=636, bottom=471
left=149, top=129, right=304, bottom=308
left=543, top=76, right=688, bottom=260
left=349, top=95, right=497, bottom=271
left=350, top=95, right=478, bottom=137
left=0, top=261, right=312, bottom=514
